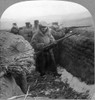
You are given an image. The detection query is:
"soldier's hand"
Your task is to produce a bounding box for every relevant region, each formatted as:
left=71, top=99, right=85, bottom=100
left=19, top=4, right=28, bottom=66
left=37, top=43, right=45, bottom=50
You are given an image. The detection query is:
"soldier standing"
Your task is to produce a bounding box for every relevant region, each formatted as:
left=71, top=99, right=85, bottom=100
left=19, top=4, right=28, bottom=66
left=32, top=20, right=39, bottom=34
left=19, top=22, right=33, bottom=42
left=31, top=22, right=60, bottom=76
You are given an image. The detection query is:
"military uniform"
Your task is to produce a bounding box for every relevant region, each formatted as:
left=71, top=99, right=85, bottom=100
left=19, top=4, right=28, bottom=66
left=31, top=24, right=59, bottom=76
left=32, top=20, right=39, bottom=35
left=31, top=27, right=55, bottom=51
left=19, top=22, right=33, bottom=42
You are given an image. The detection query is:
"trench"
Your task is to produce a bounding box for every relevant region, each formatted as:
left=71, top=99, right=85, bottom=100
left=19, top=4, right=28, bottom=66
left=54, top=28, right=94, bottom=85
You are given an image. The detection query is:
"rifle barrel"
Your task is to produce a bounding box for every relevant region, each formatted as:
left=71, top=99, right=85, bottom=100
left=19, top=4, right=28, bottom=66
left=56, top=32, right=77, bottom=43
left=35, top=32, right=78, bottom=55
left=66, top=25, right=91, bottom=29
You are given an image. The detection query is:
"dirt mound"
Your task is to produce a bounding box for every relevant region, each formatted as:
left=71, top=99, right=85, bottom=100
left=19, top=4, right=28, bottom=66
left=0, top=32, right=35, bottom=73
left=0, top=32, right=35, bottom=99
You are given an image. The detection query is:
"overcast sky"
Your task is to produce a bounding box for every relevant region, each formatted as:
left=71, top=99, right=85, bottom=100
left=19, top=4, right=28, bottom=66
left=0, top=1, right=92, bottom=29
left=1, top=1, right=91, bottom=20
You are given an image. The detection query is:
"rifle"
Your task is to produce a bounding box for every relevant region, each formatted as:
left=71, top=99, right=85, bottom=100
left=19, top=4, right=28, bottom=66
left=66, top=25, right=91, bottom=29
left=35, top=32, right=79, bottom=55
left=64, top=25, right=91, bottom=33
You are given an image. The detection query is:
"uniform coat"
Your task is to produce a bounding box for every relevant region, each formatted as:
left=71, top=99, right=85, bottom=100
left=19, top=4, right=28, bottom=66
left=31, top=28, right=55, bottom=51
left=31, top=27, right=57, bottom=75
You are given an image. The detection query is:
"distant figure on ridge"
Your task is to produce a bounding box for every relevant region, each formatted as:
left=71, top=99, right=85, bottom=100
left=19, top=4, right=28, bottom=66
left=11, top=23, right=19, bottom=35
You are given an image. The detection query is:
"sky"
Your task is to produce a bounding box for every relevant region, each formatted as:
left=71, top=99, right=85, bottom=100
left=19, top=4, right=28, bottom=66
left=0, top=1, right=92, bottom=29
left=1, top=1, right=91, bottom=19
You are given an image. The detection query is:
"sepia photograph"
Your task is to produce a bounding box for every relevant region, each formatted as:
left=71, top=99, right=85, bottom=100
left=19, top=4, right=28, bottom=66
left=0, top=0, right=94, bottom=100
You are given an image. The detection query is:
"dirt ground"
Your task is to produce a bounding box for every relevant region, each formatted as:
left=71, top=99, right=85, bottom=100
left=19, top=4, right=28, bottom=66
left=7, top=68, right=95, bottom=100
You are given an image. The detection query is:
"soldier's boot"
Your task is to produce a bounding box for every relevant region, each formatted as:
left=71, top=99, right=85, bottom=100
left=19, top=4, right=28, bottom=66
left=36, top=52, right=46, bottom=76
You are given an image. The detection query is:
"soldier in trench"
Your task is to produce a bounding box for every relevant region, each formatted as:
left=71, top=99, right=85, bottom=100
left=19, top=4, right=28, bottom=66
left=32, top=20, right=39, bottom=35
left=19, top=22, right=33, bottom=42
left=11, top=23, right=19, bottom=35
left=31, top=22, right=61, bottom=76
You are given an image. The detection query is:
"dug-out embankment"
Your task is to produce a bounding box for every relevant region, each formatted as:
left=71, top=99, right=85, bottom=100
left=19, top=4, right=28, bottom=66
left=54, top=28, right=94, bottom=84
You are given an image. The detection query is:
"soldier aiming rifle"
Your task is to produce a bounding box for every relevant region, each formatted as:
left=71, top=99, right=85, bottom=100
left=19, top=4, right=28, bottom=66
left=64, top=25, right=91, bottom=33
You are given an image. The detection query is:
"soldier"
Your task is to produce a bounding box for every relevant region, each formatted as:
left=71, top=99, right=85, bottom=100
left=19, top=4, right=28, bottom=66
left=50, top=23, right=65, bottom=39
left=32, top=20, right=39, bottom=34
left=19, top=22, right=33, bottom=42
left=25, top=22, right=32, bottom=28
left=31, top=22, right=60, bottom=76
left=11, top=23, right=19, bottom=35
